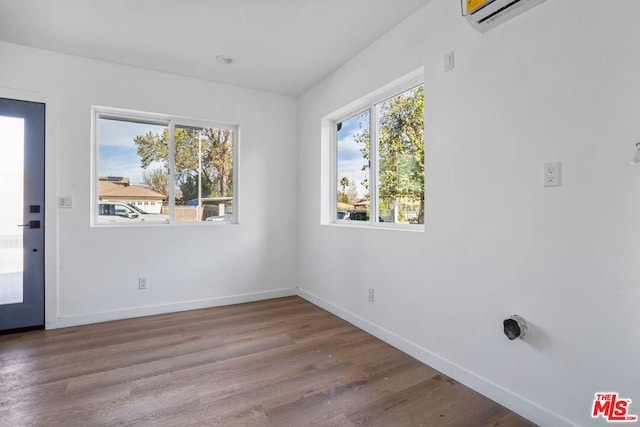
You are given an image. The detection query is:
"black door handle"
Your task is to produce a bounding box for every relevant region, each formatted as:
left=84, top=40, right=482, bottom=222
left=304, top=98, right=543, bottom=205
left=18, top=220, right=40, bottom=229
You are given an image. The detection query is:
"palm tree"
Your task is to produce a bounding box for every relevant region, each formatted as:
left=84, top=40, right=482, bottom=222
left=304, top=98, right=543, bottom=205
left=340, top=176, right=349, bottom=195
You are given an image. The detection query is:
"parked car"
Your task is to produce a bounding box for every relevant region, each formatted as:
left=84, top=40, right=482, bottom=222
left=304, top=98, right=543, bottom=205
left=205, top=214, right=234, bottom=222
left=347, top=210, right=369, bottom=221
left=344, top=210, right=387, bottom=222
left=127, top=203, right=169, bottom=222
left=98, top=202, right=169, bottom=223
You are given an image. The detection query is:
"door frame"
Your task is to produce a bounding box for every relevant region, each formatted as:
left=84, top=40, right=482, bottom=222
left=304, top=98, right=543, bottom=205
left=0, top=86, right=60, bottom=329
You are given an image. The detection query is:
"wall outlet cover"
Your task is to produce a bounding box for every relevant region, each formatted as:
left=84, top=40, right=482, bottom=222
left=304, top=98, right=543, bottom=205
left=544, top=162, right=561, bottom=187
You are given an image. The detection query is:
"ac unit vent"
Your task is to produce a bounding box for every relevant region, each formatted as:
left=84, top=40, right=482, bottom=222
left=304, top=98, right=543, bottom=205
left=464, top=0, right=546, bottom=32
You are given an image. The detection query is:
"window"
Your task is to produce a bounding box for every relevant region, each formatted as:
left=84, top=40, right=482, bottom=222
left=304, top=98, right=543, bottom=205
left=93, top=108, right=238, bottom=225
left=332, top=78, right=424, bottom=228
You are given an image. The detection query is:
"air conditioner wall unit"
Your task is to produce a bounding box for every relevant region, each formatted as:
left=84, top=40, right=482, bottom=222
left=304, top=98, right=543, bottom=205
left=464, top=0, right=547, bottom=33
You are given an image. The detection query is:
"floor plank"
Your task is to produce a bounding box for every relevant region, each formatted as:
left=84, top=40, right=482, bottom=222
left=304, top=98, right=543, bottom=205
left=0, top=296, right=536, bottom=426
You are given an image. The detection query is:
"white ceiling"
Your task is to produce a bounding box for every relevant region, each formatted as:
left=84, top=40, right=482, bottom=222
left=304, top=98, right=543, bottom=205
left=0, top=0, right=431, bottom=96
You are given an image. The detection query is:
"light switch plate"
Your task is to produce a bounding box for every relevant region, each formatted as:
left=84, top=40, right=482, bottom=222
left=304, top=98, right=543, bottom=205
left=57, top=195, right=73, bottom=208
left=444, top=51, right=454, bottom=71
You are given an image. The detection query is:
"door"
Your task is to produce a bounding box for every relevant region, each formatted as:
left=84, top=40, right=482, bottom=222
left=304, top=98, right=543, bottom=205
left=0, top=98, right=45, bottom=331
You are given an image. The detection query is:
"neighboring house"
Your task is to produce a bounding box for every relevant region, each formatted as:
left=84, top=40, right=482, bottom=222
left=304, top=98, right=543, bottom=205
left=354, top=200, right=369, bottom=209
left=98, top=176, right=166, bottom=213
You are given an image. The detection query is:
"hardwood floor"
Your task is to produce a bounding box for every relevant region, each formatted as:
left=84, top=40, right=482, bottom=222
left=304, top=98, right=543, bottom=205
left=0, top=296, right=536, bottom=426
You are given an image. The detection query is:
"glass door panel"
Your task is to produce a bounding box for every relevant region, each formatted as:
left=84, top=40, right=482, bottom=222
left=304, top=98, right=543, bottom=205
left=0, top=116, right=25, bottom=305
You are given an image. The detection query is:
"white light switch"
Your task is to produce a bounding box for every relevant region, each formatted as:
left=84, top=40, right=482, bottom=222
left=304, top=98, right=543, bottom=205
left=57, top=195, right=73, bottom=208
left=444, top=51, right=454, bottom=71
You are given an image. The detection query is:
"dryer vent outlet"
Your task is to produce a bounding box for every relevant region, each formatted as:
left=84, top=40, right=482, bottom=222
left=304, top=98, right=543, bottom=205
left=503, top=315, right=528, bottom=340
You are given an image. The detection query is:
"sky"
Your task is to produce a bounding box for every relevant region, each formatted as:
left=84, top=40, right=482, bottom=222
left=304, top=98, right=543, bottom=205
left=337, top=111, right=369, bottom=201
left=98, top=118, right=165, bottom=185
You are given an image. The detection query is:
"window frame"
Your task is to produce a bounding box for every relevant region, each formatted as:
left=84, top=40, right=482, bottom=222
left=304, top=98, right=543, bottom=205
left=91, top=106, right=239, bottom=227
left=329, top=75, right=424, bottom=231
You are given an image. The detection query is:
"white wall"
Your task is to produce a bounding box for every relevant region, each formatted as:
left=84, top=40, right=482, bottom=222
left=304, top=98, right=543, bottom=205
left=3, top=1, right=640, bottom=424
left=0, top=41, right=298, bottom=327
left=297, top=1, right=640, bottom=426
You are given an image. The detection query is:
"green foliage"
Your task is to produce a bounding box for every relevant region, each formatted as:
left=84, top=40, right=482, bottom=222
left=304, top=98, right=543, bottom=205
left=179, top=175, right=214, bottom=202
left=134, top=127, right=233, bottom=201
left=377, top=86, right=424, bottom=201
left=353, top=85, right=424, bottom=223
left=337, top=176, right=355, bottom=206
left=340, top=176, right=349, bottom=193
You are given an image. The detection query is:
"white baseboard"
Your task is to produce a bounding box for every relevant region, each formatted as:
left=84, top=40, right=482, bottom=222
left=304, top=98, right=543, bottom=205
left=296, top=287, right=579, bottom=427
left=56, top=288, right=296, bottom=328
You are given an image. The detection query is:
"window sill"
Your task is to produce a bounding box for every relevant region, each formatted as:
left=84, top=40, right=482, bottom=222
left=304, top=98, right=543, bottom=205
left=91, top=221, right=238, bottom=228
left=326, top=221, right=424, bottom=233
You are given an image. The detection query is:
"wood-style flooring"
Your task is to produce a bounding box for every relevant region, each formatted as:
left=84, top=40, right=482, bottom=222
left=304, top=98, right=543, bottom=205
left=0, top=296, right=536, bottom=426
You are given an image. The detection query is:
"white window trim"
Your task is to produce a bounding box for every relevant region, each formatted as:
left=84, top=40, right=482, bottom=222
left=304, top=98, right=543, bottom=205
left=91, top=106, right=239, bottom=227
left=326, top=70, right=425, bottom=231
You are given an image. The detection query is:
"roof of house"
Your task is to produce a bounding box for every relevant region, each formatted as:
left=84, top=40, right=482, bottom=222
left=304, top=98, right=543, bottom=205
left=98, top=181, right=166, bottom=200
left=98, top=176, right=129, bottom=186
left=337, top=202, right=354, bottom=210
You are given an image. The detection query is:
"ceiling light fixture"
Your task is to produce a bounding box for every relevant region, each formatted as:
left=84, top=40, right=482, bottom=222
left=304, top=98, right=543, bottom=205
left=216, top=55, right=234, bottom=65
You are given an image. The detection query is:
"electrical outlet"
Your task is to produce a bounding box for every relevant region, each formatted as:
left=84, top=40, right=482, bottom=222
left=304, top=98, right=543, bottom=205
left=368, top=288, right=375, bottom=303
left=138, top=277, right=147, bottom=290
left=544, top=162, right=561, bottom=187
